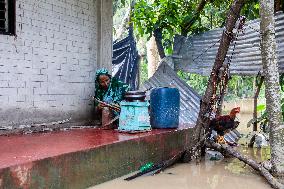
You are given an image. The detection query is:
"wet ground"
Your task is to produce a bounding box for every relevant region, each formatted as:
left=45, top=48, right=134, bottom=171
left=89, top=99, right=272, bottom=189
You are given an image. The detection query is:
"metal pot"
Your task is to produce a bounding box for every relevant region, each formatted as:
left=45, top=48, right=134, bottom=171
left=124, top=91, right=146, bottom=101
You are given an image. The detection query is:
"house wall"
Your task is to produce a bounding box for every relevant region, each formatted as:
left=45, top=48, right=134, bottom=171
left=0, top=0, right=113, bottom=127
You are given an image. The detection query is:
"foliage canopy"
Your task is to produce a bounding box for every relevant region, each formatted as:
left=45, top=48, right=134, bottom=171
left=113, top=0, right=261, bottom=95
left=131, top=0, right=259, bottom=54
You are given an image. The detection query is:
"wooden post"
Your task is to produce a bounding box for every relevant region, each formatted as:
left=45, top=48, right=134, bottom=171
left=253, top=74, right=264, bottom=131
left=260, top=0, right=284, bottom=175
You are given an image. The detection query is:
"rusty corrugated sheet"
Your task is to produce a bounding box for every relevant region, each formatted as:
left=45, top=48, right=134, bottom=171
left=173, top=12, right=284, bottom=76
left=141, top=61, right=201, bottom=124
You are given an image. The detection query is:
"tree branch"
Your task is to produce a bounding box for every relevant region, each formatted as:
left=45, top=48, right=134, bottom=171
left=206, top=141, right=284, bottom=189
left=153, top=28, right=166, bottom=59
left=181, top=0, right=209, bottom=36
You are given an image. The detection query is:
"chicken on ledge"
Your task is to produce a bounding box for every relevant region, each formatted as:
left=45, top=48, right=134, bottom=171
left=209, top=107, right=241, bottom=144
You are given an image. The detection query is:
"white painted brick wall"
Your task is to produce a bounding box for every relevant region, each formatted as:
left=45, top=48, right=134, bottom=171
left=0, top=0, right=113, bottom=126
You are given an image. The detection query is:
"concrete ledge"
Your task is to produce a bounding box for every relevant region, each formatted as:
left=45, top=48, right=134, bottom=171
left=0, top=108, right=93, bottom=128
left=0, top=125, right=194, bottom=189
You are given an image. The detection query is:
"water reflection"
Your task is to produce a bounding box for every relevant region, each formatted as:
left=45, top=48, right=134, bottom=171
left=225, top=146, right=270, bottom=176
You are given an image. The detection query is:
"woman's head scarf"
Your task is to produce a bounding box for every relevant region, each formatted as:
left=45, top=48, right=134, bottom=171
left=95, top=68, right=112, bottom=88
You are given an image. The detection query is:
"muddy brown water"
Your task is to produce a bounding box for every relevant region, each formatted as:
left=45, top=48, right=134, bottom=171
left=222, top=98, right=264, bottom=134
left=89, top=99, right=272, bottom=189
left=89, top=147, right=271, bottom=189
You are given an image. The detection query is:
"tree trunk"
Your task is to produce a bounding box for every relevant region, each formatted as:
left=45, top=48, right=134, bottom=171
left=115, top=0, right=135, bottom=40
left=115, top=8, right=131, bottom=40
left=193, top=0, right=246, bottom=160
left=260, top=0, right=284, bottom=176
left=147, top=35, right=161, bottom=78
left=153, top=28, right=166, bottom=59
left=181, top=0, right=209, bottom=36
left=274, top=0, right=282, bottom=13
left=248, top=75, right=264, bottom=147
left=253, top=74, right=264, bottom=131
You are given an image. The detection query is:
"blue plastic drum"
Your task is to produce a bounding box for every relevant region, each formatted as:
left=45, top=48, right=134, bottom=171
left=150, top=87, right=180, bottom=128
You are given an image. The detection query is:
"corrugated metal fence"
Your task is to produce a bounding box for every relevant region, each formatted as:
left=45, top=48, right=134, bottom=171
left=173, top=12, right=284, bottom=76
left=141, top=60, right=201, bottom=124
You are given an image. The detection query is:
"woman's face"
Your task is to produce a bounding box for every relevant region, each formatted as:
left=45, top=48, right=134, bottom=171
left=99, top=75, right=110, bottom=90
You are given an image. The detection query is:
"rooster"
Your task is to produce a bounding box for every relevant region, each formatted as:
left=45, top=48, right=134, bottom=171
left=209, top=107, right=240, bottom=144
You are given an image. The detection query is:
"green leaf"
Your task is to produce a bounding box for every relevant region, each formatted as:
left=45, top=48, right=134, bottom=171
left=257, top=104, right=266, bottom=112
left=253, top=3, right=259, bottom=9
left=138, top=26, right=144, bottom=35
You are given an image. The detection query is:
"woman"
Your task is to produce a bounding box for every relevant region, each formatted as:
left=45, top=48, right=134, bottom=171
left=94, top=68, right=129, bottom=129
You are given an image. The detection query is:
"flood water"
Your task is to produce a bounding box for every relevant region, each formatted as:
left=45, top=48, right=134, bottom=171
left=222, top=98, right=266, bottom=134
left=89, top=99, right=272, bottom=189
left=89, top=147, right=271, bottom=189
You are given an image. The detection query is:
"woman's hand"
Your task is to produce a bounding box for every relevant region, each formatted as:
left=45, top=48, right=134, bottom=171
left=97, top=102, right=106, bottom=110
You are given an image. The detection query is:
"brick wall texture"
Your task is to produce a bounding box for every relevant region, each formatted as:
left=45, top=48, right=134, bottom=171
left=0, top=0, right=112, bottom=126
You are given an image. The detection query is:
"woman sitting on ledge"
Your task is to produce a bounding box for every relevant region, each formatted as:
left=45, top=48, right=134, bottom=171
left=94, top=68, right=129, bottom=129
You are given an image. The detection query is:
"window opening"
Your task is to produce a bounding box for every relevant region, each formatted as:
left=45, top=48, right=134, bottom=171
left=0, top=0, right=15, bottom=35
